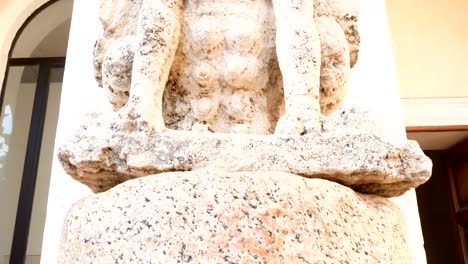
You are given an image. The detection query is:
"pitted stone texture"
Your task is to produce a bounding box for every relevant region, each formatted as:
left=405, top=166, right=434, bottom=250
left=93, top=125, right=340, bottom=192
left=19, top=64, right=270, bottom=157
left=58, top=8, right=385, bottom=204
left=320, top=106, right=378, bottom=134
left=94, top=0, right=360, bottom=135
left=58, top=172, right=411, bottom=264
left=58, top=113, right=431, bottom=197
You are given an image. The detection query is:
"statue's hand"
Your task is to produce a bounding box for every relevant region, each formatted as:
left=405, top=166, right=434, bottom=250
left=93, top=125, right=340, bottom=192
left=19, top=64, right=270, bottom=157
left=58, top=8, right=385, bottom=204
left=115, top=98, right=167, bottom=134
left=274, top=109, right=320, bottom=136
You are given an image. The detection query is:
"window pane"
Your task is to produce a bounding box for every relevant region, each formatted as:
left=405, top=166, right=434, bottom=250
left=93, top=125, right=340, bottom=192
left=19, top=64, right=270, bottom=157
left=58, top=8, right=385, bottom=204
left=26, top=67, right=63, bottom=263
left=0, top=66, right=38, bottom=264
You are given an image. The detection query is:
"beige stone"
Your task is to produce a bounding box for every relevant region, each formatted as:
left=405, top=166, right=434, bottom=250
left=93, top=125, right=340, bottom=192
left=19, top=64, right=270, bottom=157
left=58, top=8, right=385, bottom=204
left=58, top=109, right=431, bottom=197
left=58, top=171, right=411, bottom=264
left=94, top=0, right=360, bottom=135
left=56, top=0, right=432, bottom=262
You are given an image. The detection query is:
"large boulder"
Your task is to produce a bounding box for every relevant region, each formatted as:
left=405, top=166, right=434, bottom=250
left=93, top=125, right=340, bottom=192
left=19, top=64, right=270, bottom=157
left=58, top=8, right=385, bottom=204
left=58, top=171, right=411, bottom=263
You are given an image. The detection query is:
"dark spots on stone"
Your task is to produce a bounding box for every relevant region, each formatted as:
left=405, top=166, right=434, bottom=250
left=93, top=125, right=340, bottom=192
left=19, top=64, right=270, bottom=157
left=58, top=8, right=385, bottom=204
left=295, top=233, right=302, bottom=243
left=145, top=197, right=150, bottom=202
left=177, top=242, right=192, bottom=262
left=298, top=255, right=311, bottom=264
left=223, top=256, right=236, bottom=264
left=242, top=210, right=250, bottom=218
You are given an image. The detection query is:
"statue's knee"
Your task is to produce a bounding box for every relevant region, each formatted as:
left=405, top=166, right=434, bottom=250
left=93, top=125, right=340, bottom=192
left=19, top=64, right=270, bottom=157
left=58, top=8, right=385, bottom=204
left=102, top=37, right=136, bottom=110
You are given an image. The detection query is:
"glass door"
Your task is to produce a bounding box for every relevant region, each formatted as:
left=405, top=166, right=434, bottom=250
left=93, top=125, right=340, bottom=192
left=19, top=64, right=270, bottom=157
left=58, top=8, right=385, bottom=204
left=0, top=58, right=65, bottom=264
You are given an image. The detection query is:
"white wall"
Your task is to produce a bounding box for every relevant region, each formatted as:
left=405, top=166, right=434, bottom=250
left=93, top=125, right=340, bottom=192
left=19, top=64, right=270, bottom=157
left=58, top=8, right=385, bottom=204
left=41, top=0, right=426, bottom=263
left=347, top=0, right=425, bottom=263
left=40, top=1, right=109, bottom=263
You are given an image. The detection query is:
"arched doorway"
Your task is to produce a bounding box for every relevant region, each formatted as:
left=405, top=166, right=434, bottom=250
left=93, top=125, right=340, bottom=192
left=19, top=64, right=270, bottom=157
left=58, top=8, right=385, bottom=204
left=0, top=0, right=73, bottom=263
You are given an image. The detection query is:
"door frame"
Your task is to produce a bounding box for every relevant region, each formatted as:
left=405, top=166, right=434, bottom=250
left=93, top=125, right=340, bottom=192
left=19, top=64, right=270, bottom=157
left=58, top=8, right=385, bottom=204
left=1, top=57, right=65, bottom=264
left=442, top=138, right=468, bottom=263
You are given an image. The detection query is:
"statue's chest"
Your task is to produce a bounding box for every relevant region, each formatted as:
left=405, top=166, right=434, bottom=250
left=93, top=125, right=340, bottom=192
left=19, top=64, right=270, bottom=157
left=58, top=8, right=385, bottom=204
left=179, top=1, right=276, bottom=59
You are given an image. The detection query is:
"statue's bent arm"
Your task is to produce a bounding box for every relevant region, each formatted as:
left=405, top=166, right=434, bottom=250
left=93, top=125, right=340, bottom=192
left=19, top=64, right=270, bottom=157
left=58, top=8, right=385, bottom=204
left=121, top=0, right=183, bottom=133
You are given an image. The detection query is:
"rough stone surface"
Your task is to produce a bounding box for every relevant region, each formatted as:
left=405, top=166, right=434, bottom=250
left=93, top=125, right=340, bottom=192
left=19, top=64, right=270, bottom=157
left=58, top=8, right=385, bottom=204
left=58, top=110, right=431, bottom=197
left=58, top=171, right=411, bottom=264
left=94, top=0, right=360, bottom=135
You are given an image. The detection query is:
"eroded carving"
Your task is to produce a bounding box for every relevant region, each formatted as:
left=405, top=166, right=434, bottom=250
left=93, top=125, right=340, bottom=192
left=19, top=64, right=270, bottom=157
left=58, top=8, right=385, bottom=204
left=94, top=0, right=360, bottom=135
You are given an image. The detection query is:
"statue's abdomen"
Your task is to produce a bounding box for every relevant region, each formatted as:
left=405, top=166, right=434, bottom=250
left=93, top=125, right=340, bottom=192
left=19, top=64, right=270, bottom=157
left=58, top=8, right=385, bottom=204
left=164, top=1, right=283, bottom=134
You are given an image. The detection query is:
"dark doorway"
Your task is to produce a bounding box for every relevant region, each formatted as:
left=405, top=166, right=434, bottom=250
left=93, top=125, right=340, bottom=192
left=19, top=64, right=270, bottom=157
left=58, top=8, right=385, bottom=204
left=416, top=138, right=468, bottom=264
left=443, top=139, right=468, bottom=263
left=417, top=150, right=459, bottom=264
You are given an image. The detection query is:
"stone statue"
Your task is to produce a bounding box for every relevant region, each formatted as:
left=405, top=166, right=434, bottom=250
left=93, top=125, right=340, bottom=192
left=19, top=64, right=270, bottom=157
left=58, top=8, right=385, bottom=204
left=94, top=0, right=359, bottom=135
left=58, top=0, right=431, bottom=196
left=57, top=0, right=433, bottom=262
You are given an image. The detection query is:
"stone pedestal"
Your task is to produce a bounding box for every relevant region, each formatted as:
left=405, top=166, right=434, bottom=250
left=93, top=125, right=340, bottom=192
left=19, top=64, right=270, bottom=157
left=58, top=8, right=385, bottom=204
left=59, top=172, right=411, bottom=263
left=56, top=109, right=431, bottom=263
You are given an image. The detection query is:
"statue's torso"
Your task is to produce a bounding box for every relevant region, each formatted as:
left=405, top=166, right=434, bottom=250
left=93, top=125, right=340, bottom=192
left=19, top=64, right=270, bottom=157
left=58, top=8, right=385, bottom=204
left=164, top=0, right=283, bottom=134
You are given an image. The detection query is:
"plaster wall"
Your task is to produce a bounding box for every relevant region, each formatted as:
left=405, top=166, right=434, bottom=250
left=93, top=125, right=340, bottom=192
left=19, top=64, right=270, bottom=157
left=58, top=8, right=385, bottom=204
left=346, top=1, right=425, bottom=263
left=387, top=0, right=468, bottom=99
left=40, top=0, right=426, bottom=263
left=40, top=1, right=108, bottom=262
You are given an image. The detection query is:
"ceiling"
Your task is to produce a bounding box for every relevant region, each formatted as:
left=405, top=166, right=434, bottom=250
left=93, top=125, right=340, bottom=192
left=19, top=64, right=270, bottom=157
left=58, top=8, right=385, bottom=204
left=11, top=0, right=73, bottom=58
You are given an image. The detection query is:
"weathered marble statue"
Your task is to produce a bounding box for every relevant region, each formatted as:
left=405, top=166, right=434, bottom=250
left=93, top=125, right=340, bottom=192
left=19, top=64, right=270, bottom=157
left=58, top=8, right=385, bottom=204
left=57, top=0, right=432, bottom=263
left=95, top=0, right=359, bottom=134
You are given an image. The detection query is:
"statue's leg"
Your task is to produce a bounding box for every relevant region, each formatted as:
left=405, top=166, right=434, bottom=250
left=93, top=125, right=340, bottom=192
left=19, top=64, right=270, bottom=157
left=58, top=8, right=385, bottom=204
left=316, top=16, right=350, bottom=115
left=120, top=0, right=183, bottom=133
left=272, top=0, right=321, bottom=135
